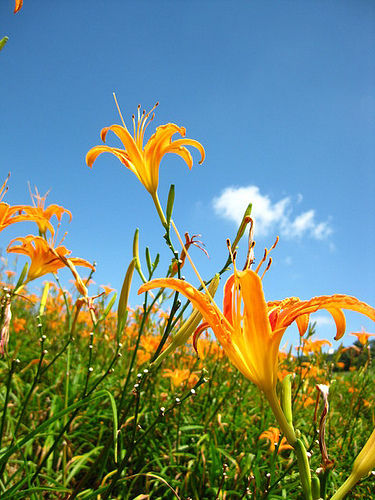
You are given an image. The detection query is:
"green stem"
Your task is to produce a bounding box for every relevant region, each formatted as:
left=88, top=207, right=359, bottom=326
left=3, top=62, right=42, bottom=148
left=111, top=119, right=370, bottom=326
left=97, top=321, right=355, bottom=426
left=62, top=343, right=71, bottom=487
left=151, top=191, right=168, bottom=228
left=330, top=475, right=358, bottom=500
left=265, top=388, right=296, bottom=446
left=265, top=388, right=312, bottom=500
left=0, top=360, right=17, bottom=450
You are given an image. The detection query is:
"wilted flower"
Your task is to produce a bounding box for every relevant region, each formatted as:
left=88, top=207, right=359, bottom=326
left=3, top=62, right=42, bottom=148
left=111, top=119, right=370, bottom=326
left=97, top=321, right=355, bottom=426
left=0, top=293, right=12, bottom=354
left=170, top=233, right=209, bottom=276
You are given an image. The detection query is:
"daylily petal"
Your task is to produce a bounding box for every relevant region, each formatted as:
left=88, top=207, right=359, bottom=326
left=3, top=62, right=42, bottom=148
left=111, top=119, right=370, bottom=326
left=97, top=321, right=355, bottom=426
left=276, top=295, right=375, bottom=339
left=86, top=146, right=142, bottom=180
left=139, top=278, right=225, bottom=338
left=296, top=314, right=310, bottom=336
left=14, top=0, right=23, bottom=13
left=101, top=125, right=144, bottom=170
left=223, top=274, right=235, bottom=324
left=43, top=204, right=73, bottom=223
left=327, top=307, right=346, bottom=340
left=163, top=138, right=205, bottom=165
left=144, top=124, right=185, bottom=166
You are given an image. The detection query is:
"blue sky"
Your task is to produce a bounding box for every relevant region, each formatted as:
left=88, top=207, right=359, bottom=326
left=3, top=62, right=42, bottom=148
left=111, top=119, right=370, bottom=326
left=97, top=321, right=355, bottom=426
left=1, top=1, right=374, bottom=349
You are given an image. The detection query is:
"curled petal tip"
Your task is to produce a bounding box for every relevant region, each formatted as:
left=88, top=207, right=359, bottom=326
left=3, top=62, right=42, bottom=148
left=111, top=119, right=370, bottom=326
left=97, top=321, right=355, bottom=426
left=334, top=330, right=344, bottom=341
left=100, top=127, right=110, bottom=143
left=14, top=0, right=23, bottom=13
left=86, top=147, right=105, bottom=168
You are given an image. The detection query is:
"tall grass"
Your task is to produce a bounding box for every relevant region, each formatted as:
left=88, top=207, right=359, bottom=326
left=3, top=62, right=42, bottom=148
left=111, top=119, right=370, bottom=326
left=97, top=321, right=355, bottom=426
left=0, top=269, right=374, bottom=498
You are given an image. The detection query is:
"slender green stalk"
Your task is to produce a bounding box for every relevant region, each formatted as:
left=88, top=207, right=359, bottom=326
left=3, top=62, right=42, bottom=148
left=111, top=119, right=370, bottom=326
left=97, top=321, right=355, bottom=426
left=0, top=359, right=17, bottom=450
left=82, top=328, right=95, bottom=398
left=11, top=328, right=46, bottom=440
left=265, top=388, right=313, bottom=500
left=330, top=475, right=358, bottom=500
left=264, top=389, right=296, bottom=446
left=62, top=343, right=71, bottom=487
left=151, top=291, right=180, bottom=362
left=151, top=191, right=168, bottom=229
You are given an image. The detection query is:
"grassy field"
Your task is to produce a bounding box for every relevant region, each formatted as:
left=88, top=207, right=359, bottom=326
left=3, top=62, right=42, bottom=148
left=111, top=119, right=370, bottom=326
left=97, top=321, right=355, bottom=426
left=0, top=270, right=374, bottom=499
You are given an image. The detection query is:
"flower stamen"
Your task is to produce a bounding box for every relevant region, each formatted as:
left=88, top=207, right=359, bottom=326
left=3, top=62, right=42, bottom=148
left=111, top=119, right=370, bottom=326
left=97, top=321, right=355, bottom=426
left=255, top=236, right=279, bottom=275
left=113, top=92, right=127, bottom=128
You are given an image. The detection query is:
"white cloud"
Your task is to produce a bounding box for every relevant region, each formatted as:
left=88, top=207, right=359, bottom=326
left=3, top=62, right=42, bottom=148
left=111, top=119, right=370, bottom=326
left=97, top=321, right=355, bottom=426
left=212, top=185, right=332, bottom=240
left=312, top=315, right=335, bottom=328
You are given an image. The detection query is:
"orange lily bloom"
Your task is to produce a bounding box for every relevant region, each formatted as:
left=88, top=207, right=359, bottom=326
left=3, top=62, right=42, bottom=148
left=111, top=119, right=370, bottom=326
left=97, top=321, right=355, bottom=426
left=259, top=427, right=293, bottom=453
left=298, top=337, right=332, bottom=355
left=0, top=175, right=51, bottom=233
left=0, top=203, right=54, bottom=234
left=139, top=269, right=375, bottom=395
left=21, top=188, right=72, bottom=235
left=0, top=203, right=25, bottom=233
left=350, top=327, right=375, bottom=345
left=7, top=235, right=94, bottom=284
left=86, top=103, right=205, bottom=196
left=14, top=0, right=23, bottom=13
left=162, top=368, right=199, bottom=388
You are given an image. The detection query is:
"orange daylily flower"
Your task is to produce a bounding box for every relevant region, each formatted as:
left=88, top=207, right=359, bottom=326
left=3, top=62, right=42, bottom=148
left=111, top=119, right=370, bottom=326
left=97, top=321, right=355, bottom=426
left=86, top=103, right=205, bottom=196
left=259, top=427, right=293, bottom=453
left=14, top=0, right=23, bottom=13
left=0, top=175, right=54, bottom=233
left=350, top=327, right=375, bottom=345
left=100, top=284, right=115, bottom=295
left=7, top=235, right=94, bottom=284
left=12, top=317, right=26, bottom=333
left=298, top=338, right=332, bottom=355
left=0, top=203, right=23, bottom=232
left=139, top=269, right=375, bottom=395
left=0, top=203, right=54, bottom=234
left=21, top=188, right=72, bottom=235
left=162, top=368, right=199, bottom=388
